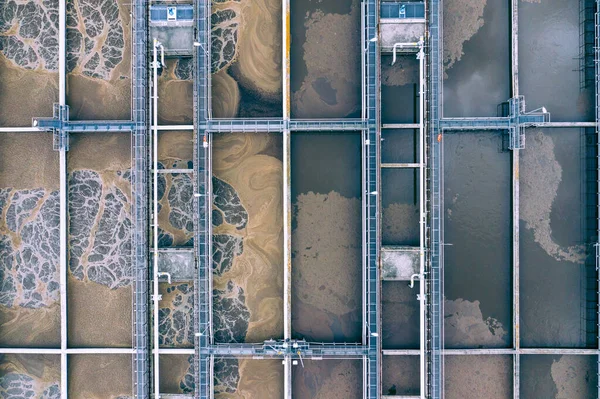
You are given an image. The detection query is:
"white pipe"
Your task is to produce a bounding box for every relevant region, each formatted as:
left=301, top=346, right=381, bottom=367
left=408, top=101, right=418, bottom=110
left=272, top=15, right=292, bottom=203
left=417, top=36, right=426, bottom=399
left=155, top=124, right=194, bottom=130
left=59, top=0, right=65, bottom=105
left=58, top=0, right=66, bottom=396
left=409, top=273, right=420, bottom=288
left=152, top=38, right=161, bottom=399
left=392, top=42, right=420, bottom=65
left=159, top=44, right=165, bottom=67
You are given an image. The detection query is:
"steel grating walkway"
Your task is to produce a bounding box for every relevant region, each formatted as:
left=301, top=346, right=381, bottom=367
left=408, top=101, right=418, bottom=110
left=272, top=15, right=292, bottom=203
left=132, top=0, right=150, bottom=397
left=427, top=0, right=444, bottom=396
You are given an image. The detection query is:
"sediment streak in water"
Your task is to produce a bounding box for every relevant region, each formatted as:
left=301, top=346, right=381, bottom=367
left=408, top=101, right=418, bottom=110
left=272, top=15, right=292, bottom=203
left=521, top=130, right=585, bottom=263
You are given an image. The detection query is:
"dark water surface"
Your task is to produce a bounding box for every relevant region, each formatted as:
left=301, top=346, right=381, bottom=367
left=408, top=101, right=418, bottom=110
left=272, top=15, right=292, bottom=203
left=520, top=129, right=596, bottom=348
left=291, top=132, right=362, bottom=342
left=443, top=132, right=511, bottom=349
left=443, top=0, right=510, bottom=117
left=381, top=168, right=419, bottom=246
left=290, top=0, right=361, bottom=118
left=519, top=0, right=594, bottom=122
left=382, top=282, right=420, bottom=349
left=381, top=55, right=419, bottom=124
left=381, top=129, right=417, bottom=164
left=382, top=355, right=419, bottom=396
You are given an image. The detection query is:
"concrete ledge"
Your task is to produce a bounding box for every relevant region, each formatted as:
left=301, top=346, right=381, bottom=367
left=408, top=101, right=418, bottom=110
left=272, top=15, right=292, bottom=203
left=381, top=246, right=419, bottom=280
left=381, top=22, right=425, bottom=49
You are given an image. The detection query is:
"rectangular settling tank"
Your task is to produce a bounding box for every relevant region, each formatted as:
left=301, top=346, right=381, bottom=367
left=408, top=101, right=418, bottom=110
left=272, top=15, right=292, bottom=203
left=443, top=131, right=511, bottom=349
left=67, top=133, right=132, bottom=348
left=290, top=0, right=361, bottom=118
left=520, top=128, right=598, bottom=348
left=0, top=133, right=60, bottom=348
left=291, top=132, right=362, bottom=343
left=212, top=132, right=284, bottom=343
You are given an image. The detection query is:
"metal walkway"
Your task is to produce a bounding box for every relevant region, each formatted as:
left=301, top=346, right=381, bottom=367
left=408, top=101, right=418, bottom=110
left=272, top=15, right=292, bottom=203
left=204, top=118, right=366, bottom=132
left=426, top=0, right=444, bottom=396
left=132, top=0, right=150, bottom=397
left=35, top=118, right=135, bottom=132
left=194, top=0, right=212, bottom=397
left=439, top=96, right=550, bottom=150
left=203, top=340, right=368, bottom=358
left=364, top=0, right=379, bottom=396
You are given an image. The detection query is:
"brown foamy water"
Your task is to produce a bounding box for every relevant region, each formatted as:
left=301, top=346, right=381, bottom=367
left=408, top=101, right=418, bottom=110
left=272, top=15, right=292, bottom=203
left=68, top=354, right=132, bottom=398
left=212, top=133, right=283, bottom=343
left=215, top=358, right=283, bottom=399
left=211, top=0, right=283, bottom=117
left=0, top=354, right=60, bottom=397
left=292, top=359, right=362, bottom=399
left=159, top=354, right=194, bottom=394
left=66, top=0, right=132, bottom=120
left=0, top=133, right=60, bottom=347
left=158, top=58, right=193, bottom=125
left=67, top=133, right=132, bottom=348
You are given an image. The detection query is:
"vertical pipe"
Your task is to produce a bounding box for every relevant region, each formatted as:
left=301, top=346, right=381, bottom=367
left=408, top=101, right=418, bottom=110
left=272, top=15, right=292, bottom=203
left=283, top=128, right=292, bottom=399
left=513, top=152, right=520, bottom=399
left=59, top=0, right=66, bottom=105
left=282, top=0, right=292, bottom=394
left=282, top=0, right=291, bottom=344
left=418, top=38, right=426, bottom=399
left=58, top=0, right=67, bottom=397
left=60, top=150, right=67, bottom=399
left=511, top=0, right=520, bottom=397
left=152, top=38, right=160, bottom=399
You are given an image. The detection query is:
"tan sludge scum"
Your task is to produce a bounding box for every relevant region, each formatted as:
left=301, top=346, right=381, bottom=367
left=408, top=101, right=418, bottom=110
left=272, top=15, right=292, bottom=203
left=211, top=0, right=282, bottom=117
left=0, top=133, right=60, bottom=348
left=0, top=0, right=59, bottom=126
left=66, top=0, right=132, bottom=120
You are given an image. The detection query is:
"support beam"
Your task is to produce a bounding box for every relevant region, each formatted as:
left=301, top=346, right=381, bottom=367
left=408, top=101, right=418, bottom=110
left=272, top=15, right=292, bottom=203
left=535, top=122, right=597, bottom=128
left=0, top=127, right=44, bottom=133
left=58, top=0, right=67, bottom=396
left=157, top=124, right=194, bottom=130
left=417, top=40, right=426, bottom=399
left=154, top=348, right=196, bottom=355
left=381, top=163, right=422, bottom=168
left=511, top=0, right=520, bottom=396
left=384, top=349, right=600, bottom=356
left=60, top=149, right=67, bottom=399
left=382, top=123, right=420, bottom=129
left=155, top=168, right=194, bottom=174
left=381, top=350, right=421, bottom=356
left=282, top=0, right=292, bottom=393
left=513, top=150, right=521, bottom=399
